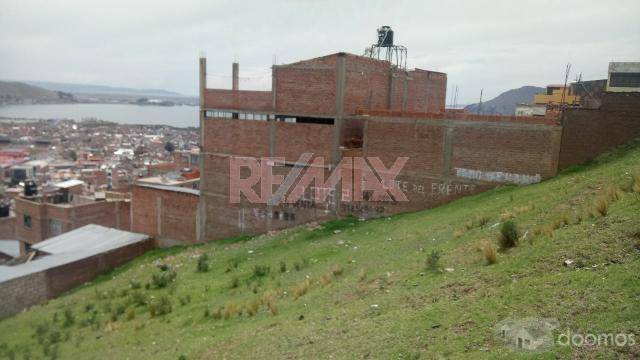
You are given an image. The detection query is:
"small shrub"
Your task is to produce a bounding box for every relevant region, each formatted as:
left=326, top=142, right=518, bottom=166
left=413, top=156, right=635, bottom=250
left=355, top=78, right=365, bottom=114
left=84, top=303, right=94, bottom=313
left=126, top=308, right=136, bottom=321
left=129, top=279, right=141, bottom=289
left=252, top=265, right=270, bottom=278
left=331, top=265, right=344, bottom=277
left=498, top=221, right=519, bottom=250
left=212, top=308, right=222, bottom=320
left=267, top=301, right=278, bottom=316
left=593, top=197, right=609, bottom=217
left=129, top=291, right=147, bottom=307
left=464, top=220, right=474, bottom=230
left=279, top=261, right=287, bottom=273
left=62, top=308, right=74, bottom=328
left=151, top=270, right=177, bottom=288
left=606, top=185, right=624, bottom=201
left=222, top=303, right=238, bottom=319
left=149, top=296, right=172, bottom=317
left=476, top=215, right=490, bottom=227
left=293, top=262, right=302, bottom=271
left=483, top=243, right=497, bottom=265
left=425, top=249, right=441, bottom=271
left=293, top=278, right=311, bottom=300
left=245, top=299, right=260, bottom=317
left=500, top=210, right=515, bottom=221
left=179, top=295, right=191, bottom=306
left=632, top=173, right=640, bottom=193
left=197, top=254, right=209, bottom=273
left=358, top=268, right=368, bottom=282
left=229, top=276, right=240, bottom=289
left=157, top=263, right=169, bottom=271
left=203, top=308, right=210, bottom=318
left=320, top=273, right=332, bottom=286
left=453, top=229, right=464, bottom=239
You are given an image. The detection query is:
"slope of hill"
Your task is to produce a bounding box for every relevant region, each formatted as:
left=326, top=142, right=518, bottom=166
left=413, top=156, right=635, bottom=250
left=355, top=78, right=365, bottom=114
left=465, top=86, right=544, bottom=115
left=25, top=81, right=183, bottom=97
left=1, top=140, right=640, bottom=359
left=0, top=81, right=75, bottom=105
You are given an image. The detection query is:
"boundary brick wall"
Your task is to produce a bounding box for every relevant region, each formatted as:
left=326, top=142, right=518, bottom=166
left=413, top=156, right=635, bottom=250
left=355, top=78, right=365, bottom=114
left=131, top=185, right=199, bottom=246
left=558, top=92, right=640, bottom=169
left=0, top=238, right=154, bottom=319
left=0, top=215, right=16, bottom=239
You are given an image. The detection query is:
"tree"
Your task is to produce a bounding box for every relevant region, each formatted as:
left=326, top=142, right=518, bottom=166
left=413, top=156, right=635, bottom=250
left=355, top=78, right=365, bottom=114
left=164, top=141, right=175, bottom=154
left=68, top=150, right=77, bottom=162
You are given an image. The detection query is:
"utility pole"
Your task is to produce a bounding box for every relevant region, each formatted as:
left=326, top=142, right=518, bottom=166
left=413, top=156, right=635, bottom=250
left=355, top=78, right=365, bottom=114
left=477, top=88, right=483, bottom=115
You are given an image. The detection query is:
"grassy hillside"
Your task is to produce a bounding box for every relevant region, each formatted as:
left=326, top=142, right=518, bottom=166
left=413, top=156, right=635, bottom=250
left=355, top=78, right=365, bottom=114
left=465, top=86, right=544, bottom=115
left=1, top=140, right=640, bottom=359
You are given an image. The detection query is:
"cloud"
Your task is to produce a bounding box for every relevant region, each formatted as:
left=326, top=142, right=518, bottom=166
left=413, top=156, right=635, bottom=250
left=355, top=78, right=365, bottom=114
left=0, top=0, right=638, bottom=102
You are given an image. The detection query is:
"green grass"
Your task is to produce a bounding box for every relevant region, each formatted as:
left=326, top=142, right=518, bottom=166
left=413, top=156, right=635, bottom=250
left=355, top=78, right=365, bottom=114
left=2, top=139, right=640, bottom=359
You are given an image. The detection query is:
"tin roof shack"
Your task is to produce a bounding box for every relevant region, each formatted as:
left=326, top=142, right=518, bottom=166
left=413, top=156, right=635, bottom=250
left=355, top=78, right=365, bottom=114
left=0, top=224, right=154, bottom=319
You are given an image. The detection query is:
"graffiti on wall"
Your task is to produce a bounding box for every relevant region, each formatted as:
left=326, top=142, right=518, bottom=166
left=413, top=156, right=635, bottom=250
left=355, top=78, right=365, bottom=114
left=454, top=168, right=541, bottom=185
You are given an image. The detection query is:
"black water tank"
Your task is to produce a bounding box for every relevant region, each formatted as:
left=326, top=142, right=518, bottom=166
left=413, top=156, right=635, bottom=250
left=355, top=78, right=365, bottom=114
left=377, top=26, right=394, bottom=47
left=24, top=180, right=38, bottom=197
left=0, top=202, right=9, bottom=218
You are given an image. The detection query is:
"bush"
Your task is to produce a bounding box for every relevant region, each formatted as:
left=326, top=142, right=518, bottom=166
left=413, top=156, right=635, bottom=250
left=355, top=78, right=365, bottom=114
left=594, top=197, right=609, bottom=217
left=331, top=265, right=344, bottom=277
left=279, top=261, right=287, bottom=273
left=126, top=308, right=136, bottom=321
left=129, top=291, right=147, bottom=307
left=425, top=249, right=441, bottom=271
left=267, top=300, right=278, bottom=316
left=476, top=215, right=490, bottom=227
left=498, top=221, right=519, bottom=250
left=229, top=276, right=240, bottom=289
left=293, top=278, right=311, bottom=300
left=151, top=270, right=177, bottom=288
left=149, top=296, right=172, bottom=317
left=179, top=295, right=191, bottom=306
left=62, top=308, right=74, bottom=328
left=197, top=254, right=209, bottom=273
left=157, top=263, right=169, bottom=272
left=483, top=243, right=497, bottom=265
left=129, top=279, right=141, bottom=290
left=252, top=265, right=270, bottom=278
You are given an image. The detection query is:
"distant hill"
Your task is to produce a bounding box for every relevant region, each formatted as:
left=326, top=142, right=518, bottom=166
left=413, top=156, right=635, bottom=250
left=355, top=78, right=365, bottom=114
left=465, top=86, right=544, bottom=115
left=0, top=81, right=75, bottom=105
left=25, top=81, right=184, bottom=97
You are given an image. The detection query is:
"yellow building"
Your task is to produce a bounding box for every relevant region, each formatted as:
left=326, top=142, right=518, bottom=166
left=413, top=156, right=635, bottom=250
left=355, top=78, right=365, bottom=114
left=533, top=85, right=580, bottom=105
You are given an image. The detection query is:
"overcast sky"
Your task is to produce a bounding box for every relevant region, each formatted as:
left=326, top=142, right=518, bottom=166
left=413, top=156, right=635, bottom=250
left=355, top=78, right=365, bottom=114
left=1, top=0, right=638, bottom=103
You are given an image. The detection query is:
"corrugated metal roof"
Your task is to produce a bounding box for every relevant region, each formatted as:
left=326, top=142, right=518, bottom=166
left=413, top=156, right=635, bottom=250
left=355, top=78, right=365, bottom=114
left=135, top=182, right=200, bottom=196
left=53, top=179, right=85, bottom=189
left=0, top=225, right=150, bottom=283
left=0, top=240, right=20, bottom=258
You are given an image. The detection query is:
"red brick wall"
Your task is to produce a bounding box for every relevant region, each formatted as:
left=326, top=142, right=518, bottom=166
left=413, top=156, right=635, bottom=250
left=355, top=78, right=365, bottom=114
left=0, top=216, right=16, bottom=239
left=131, top=185, right=199, bottom=245
left=274, top=122, right=334, bottom=162
left=364, top=119, right=445, bottom=174
left=203, top=118, right=270, bottom=157
left=14, top=197, right=131, bottom=244
left=451, top=125, right=562, bottom=180
left=558, top=92, right=640, bottom=169
left=275, top=66, right=336, bottom=116
left=204, top=89, right=272, bottom=112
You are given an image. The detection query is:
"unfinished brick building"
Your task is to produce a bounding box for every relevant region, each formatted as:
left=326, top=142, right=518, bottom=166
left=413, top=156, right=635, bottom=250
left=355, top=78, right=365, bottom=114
left=198, top=52, right=640, bottom=242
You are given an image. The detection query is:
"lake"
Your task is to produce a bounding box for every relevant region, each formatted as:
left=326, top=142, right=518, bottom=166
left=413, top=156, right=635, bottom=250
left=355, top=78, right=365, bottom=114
left=0, top=103, right=199, bottom=128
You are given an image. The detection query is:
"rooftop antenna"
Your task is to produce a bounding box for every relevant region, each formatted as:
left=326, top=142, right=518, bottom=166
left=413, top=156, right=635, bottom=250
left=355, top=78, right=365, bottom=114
left=453, top=85, right=459, bottom=109
left=560, top=63, right=571, bottom=108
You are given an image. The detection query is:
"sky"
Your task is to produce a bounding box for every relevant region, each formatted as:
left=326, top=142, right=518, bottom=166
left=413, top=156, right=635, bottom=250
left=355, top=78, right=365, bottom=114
left=1, top=0, right=639, bottom=103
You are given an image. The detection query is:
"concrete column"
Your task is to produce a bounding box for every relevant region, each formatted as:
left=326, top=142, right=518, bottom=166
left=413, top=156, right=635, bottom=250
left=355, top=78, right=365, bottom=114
left=442, top=126, right=454, bottom=177
left=198, top=56, right=207, bottom=240
left=332, top=54, right=347, bottom=167
left=232, top=62, right=239, bottom=91
left=156, top=197, right=162, bottom=236
left=271, top=66, right=277, bottom=113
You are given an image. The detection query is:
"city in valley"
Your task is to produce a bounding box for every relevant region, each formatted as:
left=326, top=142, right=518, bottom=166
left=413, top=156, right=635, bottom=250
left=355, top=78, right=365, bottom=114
left=0, top=1, right=639, bottom=359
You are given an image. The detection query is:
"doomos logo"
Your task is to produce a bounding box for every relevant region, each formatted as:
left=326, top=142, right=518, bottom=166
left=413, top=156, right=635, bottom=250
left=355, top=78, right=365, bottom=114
left=229, top=153, right=409, bottom=205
